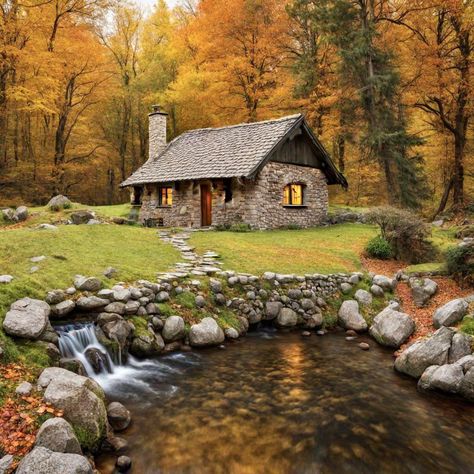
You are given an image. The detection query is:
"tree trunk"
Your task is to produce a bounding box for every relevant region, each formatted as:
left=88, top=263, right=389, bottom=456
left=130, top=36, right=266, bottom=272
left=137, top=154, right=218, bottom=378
left=432, top=176, right=454, bottom=220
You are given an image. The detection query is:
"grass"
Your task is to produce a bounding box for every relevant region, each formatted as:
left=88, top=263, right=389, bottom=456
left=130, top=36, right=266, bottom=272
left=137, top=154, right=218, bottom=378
left=191, top=224, right=377, bottom=275
left=0, top=224, right=179, bottom=366
left=460, top=316, right=474, bottom=336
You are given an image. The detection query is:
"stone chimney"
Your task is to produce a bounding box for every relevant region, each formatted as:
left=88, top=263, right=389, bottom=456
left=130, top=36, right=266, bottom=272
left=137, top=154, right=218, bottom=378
left=148, top=105, right=168, bottom=159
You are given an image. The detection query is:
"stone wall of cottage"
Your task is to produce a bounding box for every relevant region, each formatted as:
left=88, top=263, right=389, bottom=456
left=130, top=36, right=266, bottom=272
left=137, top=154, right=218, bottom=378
left=244, top=162, right=328, bottom=229
left=138, top=162, right=328, bottom=229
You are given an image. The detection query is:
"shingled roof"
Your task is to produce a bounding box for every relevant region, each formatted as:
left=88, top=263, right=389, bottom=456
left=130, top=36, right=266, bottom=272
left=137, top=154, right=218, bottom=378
left=121, top=114, right=347, bottom=188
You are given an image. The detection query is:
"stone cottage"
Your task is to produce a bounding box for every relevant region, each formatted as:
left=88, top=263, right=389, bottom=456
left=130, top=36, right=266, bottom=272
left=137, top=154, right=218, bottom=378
left=120, top=106, right=347, bottom=229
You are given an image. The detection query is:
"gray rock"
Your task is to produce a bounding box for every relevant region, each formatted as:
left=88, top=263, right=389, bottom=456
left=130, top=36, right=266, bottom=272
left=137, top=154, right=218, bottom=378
left=36, top=417, right=82, bottom=454
left=16, top=447, right=92, bottom=474
left=369, top=307, right=415, bottom=348
left=74, top=276, right=101, bottom=292
left=124, top=300, right=140, bottom=315
left=107, top=402, right=131, bottom=431
left=263, top=272, right=276, bottom=280
left=104, top=302, right=126, bottom=315
left=1, top=208, right=15, bottom=221
left=448, top=332, right=472, bottom=363
left=3, top=297, right=50, bottom=339
left=209, top=278, right=222, bottom=293
left=276, top=307, right=298, bottom=327
left=418, top=364, right=464, bottom=393
left=102, top=319, right=132, bottom=350
left=195, top=295, right=206, bottom=308
left=51, top=300, right=75, bottom=319
left=16, top=381, right=33, bottom=395
left=224, top=327, right=239, bottom=339
left=0, top=454, right=13, bottom=473
left=162, top=316, right=185, bottom=342
left=303, top=313, right=323, bottom=329
left=14, top=205, right=28, bottom=222
left=189, top=317, right=225, bottom=347
left=130, top=332, right=165, bottom=357
left=116, top=456, right=132, bottom=473
left=372, top=275, right=396, bottom=291
left=47, top=195, right=71, bottom=211
left=228, top=276, right=239, bottom=286
left=433, top=298, right=469, bottom=328
left=301, top=298, right=315, bottom=311
left=38, top=223, right=58, bottom=230
left=370, top=284, right=384, bottom=297
left=354, top=289, right=372, bottom=306
left=214, top=293, right=226, bottom=305
left=288, top=289, right=303, bottom=300
left=394, top=327, right=454, bottom=378
left=410, top=278, right=438, bottom=307
left=31, top=255, right=46, bottom=263
left=46, top=290, right=66, bottom=305
left=156, top=291, right=170, bottom=302
left=113, top=289, right=131, bottom=302
left=70, top=211, right=95, bottom=225
left=460, top=367, right=474, bottom=401
left=265, top=301, right=283, bottom=320
left=38, top=368, right=106, bottom=451
left=338, top=300, right=367, bottom=332
left=340, top=283, right=352, bottom=295
left=76, top=296, right=108, bottom=311
left=0, top=274, right=14, bottom=284
left=103, top=267, right=117, bottom=279
left=455, top=355, right=474, bottom=373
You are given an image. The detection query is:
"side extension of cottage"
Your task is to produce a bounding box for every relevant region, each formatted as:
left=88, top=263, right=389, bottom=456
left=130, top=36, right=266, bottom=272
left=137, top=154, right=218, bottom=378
left=121, top=107, right=347, bottom=230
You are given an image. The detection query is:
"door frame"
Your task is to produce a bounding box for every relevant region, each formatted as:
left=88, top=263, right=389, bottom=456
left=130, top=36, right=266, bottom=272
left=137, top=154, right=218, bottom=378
left=200, top=183, right=212, bottom=226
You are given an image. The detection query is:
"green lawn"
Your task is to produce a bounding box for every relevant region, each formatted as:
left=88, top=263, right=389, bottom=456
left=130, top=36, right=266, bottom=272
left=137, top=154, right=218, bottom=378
left=191, top=224, right=378, bottom=275
left=0, top=225, right=179, bottom=363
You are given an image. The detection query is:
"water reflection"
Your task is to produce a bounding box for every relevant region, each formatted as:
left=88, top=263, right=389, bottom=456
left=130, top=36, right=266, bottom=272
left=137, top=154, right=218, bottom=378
left=96, top=331, right=474, bottom=474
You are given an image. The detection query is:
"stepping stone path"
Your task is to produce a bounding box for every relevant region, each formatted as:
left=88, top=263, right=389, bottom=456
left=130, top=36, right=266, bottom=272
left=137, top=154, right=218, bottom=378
left=157, top=230, right=223, bottom=282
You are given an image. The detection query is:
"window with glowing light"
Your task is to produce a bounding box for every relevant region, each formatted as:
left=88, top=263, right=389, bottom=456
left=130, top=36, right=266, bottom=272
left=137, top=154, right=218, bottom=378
left=158, top=187, right=173, bottom=207
left=283, top=184, right=304, bottom=206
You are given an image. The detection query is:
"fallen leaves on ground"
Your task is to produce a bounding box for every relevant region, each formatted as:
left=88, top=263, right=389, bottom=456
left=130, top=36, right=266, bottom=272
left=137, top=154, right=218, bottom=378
left=361, top=256, right=408, bottom=276
left=0, top=363, right=63, bottom=468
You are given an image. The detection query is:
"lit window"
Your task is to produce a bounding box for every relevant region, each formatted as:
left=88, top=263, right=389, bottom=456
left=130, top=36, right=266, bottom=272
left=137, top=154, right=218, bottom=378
left=159, top=187, right=173, bottom=206
left=283, top=184, right=304, bottom=206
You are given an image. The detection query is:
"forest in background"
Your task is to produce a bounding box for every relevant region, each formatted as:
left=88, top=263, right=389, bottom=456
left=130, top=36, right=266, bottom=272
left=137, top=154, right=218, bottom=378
left=0, top=0, right=472, bottom=216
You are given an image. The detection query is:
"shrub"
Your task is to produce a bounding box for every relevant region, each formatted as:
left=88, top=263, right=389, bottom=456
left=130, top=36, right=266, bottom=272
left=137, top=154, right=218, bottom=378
left=229, top=223, right=252, bottom=232
left=446, top=245, right=474, bottom=286
left=284, top=223, right=302, bottom=230
left=365, top=236, right=393, bottom=260
left=366, top=206, right=435, bottom=263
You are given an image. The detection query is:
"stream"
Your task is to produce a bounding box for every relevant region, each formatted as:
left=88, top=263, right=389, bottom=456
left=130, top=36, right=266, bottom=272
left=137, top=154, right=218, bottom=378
left=57, top=324, right=474, bottom=474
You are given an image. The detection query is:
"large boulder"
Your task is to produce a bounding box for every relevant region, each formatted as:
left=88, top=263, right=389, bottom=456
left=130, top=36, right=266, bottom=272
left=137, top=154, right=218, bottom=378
left=35, top=417, right=82, bottom=454
left=162, top=316, right=185, bottom=342
left=369, top=307, right=415, bottom=348
left=409, top=278, right=438, bottom=308
left=189, top=317, right=225, bottom=347
left=276, top=307, right=298, bottom=327
left=1, top=208, right=15, bottom=221
left=394, top=327, right=454, bottom=378
left=418, top=364, right=464, bottom=394
left=47, top=195, right=71, bottom=211
left=101, top=318, right=132, bottom=350
left=3, top=298, right=50, bottom=339
left=129, top=331, right=165, bottom=357
left=74, top=276, right=102, bottom=292
left=38, top=368, right=106, bottom=451
left=70, top=211, right=95, bottom=225
left=51, top=300, right=75, bottom=319
left=338, top=300, right=367, bottom=332
left=14, top=205, right=28, bottom=222
left=16, top=447, right=92, bottom=474
left=433, top=298, right=469, bottom=328
left=107, top=402, right=131, bottom=432
left=448, top=332, right=472, bottom=363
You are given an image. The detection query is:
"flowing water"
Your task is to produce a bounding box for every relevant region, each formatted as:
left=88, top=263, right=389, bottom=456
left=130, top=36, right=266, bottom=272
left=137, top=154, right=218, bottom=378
left=57, top=324, right=474, bottom=474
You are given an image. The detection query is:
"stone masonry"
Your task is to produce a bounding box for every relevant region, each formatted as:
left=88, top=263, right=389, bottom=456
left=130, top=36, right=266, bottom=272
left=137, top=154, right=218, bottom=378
left=138, top=161, right=328, bottom=229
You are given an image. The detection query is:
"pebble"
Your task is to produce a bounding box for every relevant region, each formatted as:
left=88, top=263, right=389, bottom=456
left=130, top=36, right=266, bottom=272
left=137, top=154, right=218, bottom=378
left=301, top=331, right=311, bottom=337
left=116, top=455, right=132, bottom=472
left=359, top=342, right=370, bottom=351
left=345, top=336, right=357, bottom=341
left=346, top=329, right=358, bottom=337
left=316, top=330, right=325, bottom=336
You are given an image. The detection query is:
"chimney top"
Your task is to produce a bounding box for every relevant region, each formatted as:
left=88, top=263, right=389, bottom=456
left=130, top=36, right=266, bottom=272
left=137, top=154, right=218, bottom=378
left=150, top=104, right=168, bottom=116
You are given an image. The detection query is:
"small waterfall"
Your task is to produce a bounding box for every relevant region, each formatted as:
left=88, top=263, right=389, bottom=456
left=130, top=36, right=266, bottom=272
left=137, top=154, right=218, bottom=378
left=56, top=322, right=119, bottom=377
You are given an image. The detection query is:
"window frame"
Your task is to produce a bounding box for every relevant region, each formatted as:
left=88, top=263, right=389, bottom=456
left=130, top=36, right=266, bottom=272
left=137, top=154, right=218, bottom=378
left=283, top=183, right=306, bottom=207
left=157, top=186, right=173, bottom=207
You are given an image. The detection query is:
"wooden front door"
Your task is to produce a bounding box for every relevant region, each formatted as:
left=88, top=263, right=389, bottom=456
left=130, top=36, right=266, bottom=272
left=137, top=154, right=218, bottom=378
left=200, top=184, right=212, bottom=226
